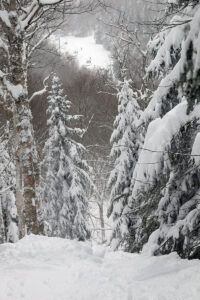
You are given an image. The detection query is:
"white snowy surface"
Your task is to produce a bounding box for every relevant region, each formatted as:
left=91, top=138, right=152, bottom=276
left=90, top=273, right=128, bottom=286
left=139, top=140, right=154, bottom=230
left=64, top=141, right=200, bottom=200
left=50, top=35, right=111, bottom=69
left=0, top=235, right=200, bottom=300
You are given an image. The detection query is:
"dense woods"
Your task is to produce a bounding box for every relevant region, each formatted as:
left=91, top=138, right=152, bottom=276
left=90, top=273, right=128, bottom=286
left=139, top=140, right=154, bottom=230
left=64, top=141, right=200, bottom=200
left=0, top=0, right=200, bottom=262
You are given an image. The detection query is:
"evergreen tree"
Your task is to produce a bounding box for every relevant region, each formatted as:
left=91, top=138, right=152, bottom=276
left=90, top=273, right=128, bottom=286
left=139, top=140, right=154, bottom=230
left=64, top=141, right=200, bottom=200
left=124, top=0, right=200, bottom=258
left=42, top=75, right=92, bottom=241
left=107, top=79, right=142, bottom=249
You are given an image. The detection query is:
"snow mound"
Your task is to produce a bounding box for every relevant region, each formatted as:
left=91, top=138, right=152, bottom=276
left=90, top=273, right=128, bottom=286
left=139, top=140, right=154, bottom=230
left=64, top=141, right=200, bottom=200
left=0, top=235, right=200, bottom=300
left=50, top=35, right=111, bottom=69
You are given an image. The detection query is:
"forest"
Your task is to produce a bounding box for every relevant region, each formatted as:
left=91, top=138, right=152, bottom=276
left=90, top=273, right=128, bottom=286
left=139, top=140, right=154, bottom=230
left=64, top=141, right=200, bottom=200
left=0, top=1, right=200, bottom=299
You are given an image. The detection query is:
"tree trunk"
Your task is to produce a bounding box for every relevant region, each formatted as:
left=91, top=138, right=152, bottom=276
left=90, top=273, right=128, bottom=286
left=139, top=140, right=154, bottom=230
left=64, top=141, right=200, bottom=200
left=98, top=201, right=106, bottom=243
left=11, top=52, right=39, bottom=237
left=0, top=199, right=6, bottom=244
left=4, top=4, right=40, bottom=237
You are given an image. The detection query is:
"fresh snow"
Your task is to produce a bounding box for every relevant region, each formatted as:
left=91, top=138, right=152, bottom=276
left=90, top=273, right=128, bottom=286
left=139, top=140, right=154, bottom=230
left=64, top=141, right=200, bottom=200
left=131, top=101, right=200, bottom=198
left=0, top=235, right=200, bottom=300
left=50, top=35, right=111, bottom=69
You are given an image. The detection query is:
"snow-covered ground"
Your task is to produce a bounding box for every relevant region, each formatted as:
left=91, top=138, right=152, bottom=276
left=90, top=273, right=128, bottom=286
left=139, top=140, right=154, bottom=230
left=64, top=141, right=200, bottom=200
left=0, top=235, right=200, bottom=300
left=50, top=35, right=111, bottom=69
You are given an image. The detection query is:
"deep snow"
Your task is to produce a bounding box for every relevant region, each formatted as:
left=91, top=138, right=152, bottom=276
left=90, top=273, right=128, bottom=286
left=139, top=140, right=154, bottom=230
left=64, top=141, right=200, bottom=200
left=0, top=235, right=200, bottom=300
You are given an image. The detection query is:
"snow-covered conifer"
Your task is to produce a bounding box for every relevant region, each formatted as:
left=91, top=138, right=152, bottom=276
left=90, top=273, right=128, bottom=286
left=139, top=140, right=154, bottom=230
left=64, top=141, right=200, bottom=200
left=42, top=75, right=92, bottom=241
left=125, top=0, right=200, bottom=258
left=107, top=79, right=142, bottom=249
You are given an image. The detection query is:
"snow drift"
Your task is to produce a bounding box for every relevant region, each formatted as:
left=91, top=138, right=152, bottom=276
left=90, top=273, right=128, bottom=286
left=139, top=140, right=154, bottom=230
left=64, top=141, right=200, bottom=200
left=0, top=235, right=200, bottom=300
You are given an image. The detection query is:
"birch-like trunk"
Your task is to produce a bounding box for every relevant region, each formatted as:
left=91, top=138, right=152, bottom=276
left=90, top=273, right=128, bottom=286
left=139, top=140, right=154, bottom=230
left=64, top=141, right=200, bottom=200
left=4, top=2, right=40, bottom=237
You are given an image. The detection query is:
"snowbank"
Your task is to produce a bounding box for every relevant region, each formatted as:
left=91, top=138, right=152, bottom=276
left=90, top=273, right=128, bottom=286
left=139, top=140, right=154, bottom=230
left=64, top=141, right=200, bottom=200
left=0, top=235, right=200, bottom=300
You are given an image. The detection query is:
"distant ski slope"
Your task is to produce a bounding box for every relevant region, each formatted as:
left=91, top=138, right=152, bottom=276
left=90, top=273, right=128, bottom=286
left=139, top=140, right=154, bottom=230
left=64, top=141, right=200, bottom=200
left=50, top=35, right=112, bottom=69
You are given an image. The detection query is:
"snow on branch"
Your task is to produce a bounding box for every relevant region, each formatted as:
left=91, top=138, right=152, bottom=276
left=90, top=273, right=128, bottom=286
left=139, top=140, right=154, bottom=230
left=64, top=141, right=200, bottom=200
left=20, top=0, right=65, bottom=30
left=28, top=20, right=65, bottom=58
left=0, top=10, right=11, bottom=28
left=20, top=2, right=41, bottom=30
left=147, top=14, right=191, bottom=78
left=131, top=100, right=200, bottom=198
left=29, top=74, right=51, bottom=102
left=0, top=185, right=14, bottom=194
left=0, top=38, right=8, bottom=55
left=39, top=0, right=67, bottom=4
left=0, top=70, right=6, bottom=79
left=3, top=78, right=23, bottom=100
